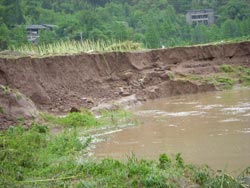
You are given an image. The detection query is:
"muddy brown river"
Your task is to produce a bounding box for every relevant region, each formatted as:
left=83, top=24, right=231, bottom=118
left=93, top=88, right=250, bottom=173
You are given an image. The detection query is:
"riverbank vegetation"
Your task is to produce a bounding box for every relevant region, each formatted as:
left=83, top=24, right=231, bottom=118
left=183, top=65, right=250, bottom=90
left=1, top=122, right=249, bottom=188
left=12, top=40, right=142, bottom=56
left=0, top=0, right=250, bottom=51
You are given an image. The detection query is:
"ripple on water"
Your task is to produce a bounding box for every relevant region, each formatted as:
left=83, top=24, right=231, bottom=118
left=195, top=104, right=223, bottom=110
left=221, top=106, right=250, bottom=115
left=219, top=118, right=241, bottom=123
left=136, top=110, right=206, bottom=117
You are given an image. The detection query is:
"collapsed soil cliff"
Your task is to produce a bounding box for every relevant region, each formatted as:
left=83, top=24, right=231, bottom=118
left=0, top=42, right=250, bottom=117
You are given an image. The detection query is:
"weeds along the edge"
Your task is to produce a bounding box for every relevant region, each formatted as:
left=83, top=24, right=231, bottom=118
left=0, top=111, right=248, bottom=187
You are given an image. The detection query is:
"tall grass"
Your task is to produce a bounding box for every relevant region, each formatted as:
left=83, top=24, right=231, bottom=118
left=12, top=40, right=142, bottom=57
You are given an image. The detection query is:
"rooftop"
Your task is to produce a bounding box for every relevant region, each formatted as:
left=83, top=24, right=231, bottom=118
left=26, top=24, right=57, bottom=30
left=187, top=9, right=214, bottom=14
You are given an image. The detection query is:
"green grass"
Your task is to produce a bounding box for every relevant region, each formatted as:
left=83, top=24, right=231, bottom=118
left=0, top=106, right=3, bottom=113
left=220, top=64, right=235, bottom=73
left=11, top=40, right=142, bottom=57
left=41, top=109, right=136, bottom=129
left=0, top=123, right=247, bottom=188
left=214, top=76, right=235, bottom=89
left=41, top=111, right=99, bottom=127
left=185, top=65, right=250, bottom=90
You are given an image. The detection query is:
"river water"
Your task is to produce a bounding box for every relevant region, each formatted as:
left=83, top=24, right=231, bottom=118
left=93, top=88, right=250, bottom=172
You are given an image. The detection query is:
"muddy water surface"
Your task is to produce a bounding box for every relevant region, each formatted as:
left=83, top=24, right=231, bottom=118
left=94, top=88, right=250, bottom=172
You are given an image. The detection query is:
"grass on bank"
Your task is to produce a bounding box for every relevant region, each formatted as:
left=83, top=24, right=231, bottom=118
left=5, top=35, right=249, bottom=58
left=186, top=65, right=250, bottom=89
left=11, top=40, right=142, bottom=57
left=0, top=123, right=248, bottom=188
left=41, top=109, right=136, bottom=129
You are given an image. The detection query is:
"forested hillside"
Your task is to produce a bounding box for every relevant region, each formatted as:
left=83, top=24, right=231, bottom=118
left=0, top=0, right=249, bottom=50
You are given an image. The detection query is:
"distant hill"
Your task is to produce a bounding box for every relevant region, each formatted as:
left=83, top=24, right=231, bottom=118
left=0, top=0, right=249, bottom=50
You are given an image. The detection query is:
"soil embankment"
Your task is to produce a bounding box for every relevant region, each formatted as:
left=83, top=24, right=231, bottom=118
left=0, top=41, right=250, bottom=128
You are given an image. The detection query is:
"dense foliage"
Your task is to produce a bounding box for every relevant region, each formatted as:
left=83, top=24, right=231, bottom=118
left=0, top=0, right=250, bottom=50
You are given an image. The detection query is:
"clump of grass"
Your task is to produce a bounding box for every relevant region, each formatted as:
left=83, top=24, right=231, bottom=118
left=15, top=92, right=22, bottom=100
left=168, top=72, right=176, bottom=80
left=12, top=40, right=142, bottom=57
left=241, top=75, right=250, bottom=86
left=188, top=75, right=203, bottom=81
left=237, top=66, right=250, bottom=86
left=0, top=106, right=3, bottom=113
left=215, top=76, right=235, bottom=89
left=41, top=111, right=98, bottom=127
left=185, top=65, right=250, bottom=89
left=0, top=85, right=10, bottom=95
left=58, top=112, right=98, bottom=127
left=42, top=109, right=136, bottom=129
left=220, top=64, right=235, bottom=73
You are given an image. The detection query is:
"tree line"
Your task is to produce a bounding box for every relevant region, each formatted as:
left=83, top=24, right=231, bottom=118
left=0, top=0, right=249, bottom=50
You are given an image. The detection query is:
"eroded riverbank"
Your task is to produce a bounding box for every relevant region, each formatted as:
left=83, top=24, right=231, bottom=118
left=1, top=41, right=250, bottom=129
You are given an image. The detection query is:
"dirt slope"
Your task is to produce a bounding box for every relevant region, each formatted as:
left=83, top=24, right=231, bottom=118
left=0, top=42, right=249, bottom=115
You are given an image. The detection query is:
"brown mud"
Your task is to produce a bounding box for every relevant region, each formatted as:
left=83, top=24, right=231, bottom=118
left=0, top=41, right=250, bottom=129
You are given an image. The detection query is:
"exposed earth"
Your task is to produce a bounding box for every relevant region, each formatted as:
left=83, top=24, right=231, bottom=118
left=0, top=41, right=250, bottom=129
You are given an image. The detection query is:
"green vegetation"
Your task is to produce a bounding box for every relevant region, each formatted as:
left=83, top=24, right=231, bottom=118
left=41, top=109, right=136, bottom=129
left=0, top=0, right=250, bottom=51
left=0, top=106, right=3, bottom=113
left=186, top=65, right=250, bottom=89
left=0, top=123, right=247, bottom=188
left=214, top=76, right=235, bottom=89
left=220, top=64, right=235, bottom=73
left=41, top=111, right=99, bottom=127
left=0, top=85, right=10, bottom=95
left=13, top=40, right=142, bottom=56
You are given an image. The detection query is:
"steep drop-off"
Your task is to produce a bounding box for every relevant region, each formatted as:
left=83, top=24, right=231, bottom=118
left=0, top=42, right=249, bottom=116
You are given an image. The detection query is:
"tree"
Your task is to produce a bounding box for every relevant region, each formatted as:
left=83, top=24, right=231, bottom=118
left=191, top=24, right=209, bottom=44
left=221, top=19, right=240, bottom=39
left=10, top=26, right=28, bottom=47
left=89, top=29, right=107, bottom=41
left=38, top=29, right=56, bottom=44
left=0, top=23, right=10, bottom=50
left=2, top=0, right=25, bottom=26
left=145, top=18, right=160, bottom=48
left=219, top=0, right=250, bottom=22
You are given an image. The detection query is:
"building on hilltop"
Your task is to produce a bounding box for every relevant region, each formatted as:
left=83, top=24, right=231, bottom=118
left=186, top=9, right=214, bottom=26
left=26, top=24, right=56, bottom=43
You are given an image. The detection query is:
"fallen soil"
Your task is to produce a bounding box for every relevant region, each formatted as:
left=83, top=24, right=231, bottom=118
left=0, top=41, right=250, bottom=128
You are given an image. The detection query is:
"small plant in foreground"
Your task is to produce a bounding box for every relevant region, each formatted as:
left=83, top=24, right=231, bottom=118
left=158, top=153, right=171, bottom=169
